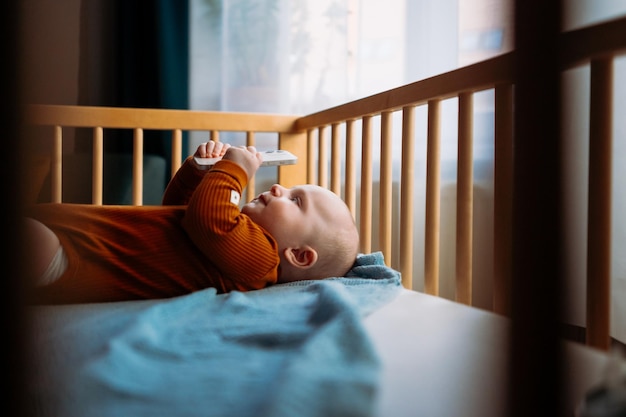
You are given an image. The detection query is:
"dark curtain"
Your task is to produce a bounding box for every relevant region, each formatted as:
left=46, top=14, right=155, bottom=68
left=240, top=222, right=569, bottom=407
left=113, top=0, right=189, bottom=110
left=76, top=0, right=189, bottom=195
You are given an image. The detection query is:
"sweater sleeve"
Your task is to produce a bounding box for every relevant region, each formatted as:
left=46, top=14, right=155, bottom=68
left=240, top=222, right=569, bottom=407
left=181, top=160, right=279, bottom=291
left=162, top=156, right=207, bottom=205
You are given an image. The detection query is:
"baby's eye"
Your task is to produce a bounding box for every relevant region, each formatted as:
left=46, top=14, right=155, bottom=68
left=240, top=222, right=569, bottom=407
left=291, top=196, right=301, bottom=205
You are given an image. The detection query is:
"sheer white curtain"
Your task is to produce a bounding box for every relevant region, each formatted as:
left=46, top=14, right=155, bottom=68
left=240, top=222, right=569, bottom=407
left=189, top=0, right=508, bottom=113
left=190, top=0, right=411, bottom=115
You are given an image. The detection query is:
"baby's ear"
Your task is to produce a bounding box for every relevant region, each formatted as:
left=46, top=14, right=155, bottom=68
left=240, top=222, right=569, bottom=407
left=283, top=246, right=318, bottom=269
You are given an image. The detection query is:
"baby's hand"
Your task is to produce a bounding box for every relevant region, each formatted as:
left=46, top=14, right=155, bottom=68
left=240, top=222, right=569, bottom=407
left=221, top=146, right=263, bottom=180
left=194, top=140, right=230, bottom=158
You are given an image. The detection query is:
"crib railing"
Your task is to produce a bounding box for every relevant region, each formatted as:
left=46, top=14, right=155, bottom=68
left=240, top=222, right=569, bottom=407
left=296, top=53, right=516, bottom=311
left=27, top=105, right=308, bottom=205
left=27, top=15, right=626, bottom=350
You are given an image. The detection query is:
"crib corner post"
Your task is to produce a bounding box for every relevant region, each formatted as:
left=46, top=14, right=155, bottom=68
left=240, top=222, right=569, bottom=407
left=278, top=131, right=308, bottom=187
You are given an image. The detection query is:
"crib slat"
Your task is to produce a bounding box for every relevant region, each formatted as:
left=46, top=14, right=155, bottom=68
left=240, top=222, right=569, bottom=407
left=247, top=131, right=256, bottom=202
left=360, top=116, right=373, bottom=254
left=330, top=123, right=341, bottom=195
left=132, top=128, right=143, bottom=206
left=400, top=106, right=415, bottom=288
left=51, top=126, right=63, bottom=203
left=380, top=111, right=393, bottom=267
left=170, top=129, right=182, bottom=179
left=456, top=93, right=474, bottom=305
left=494, top=84, right=514, bottom=315
left=92, top=127, right=103, bottom=205
left=307, top=129, right=315, bottom=184
left=425, top=100, right=442, bottom=295
left=318, top=126, right=328, bottom=188
left=345, top=120, right=357, bottom=218
left=277, top=131, right=308, bottom=188
left=586, top=57, right=613, bottom=350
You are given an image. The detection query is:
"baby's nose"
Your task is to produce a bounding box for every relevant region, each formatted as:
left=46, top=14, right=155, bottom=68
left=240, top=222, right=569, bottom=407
left=270, top=184, right=284, bottom=196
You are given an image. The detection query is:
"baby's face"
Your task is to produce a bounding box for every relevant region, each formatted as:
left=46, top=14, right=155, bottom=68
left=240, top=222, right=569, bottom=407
left=242, top=184, right=347, bottom=248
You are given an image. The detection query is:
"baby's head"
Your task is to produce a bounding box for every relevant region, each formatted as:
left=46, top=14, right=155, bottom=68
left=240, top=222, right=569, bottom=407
left=242, top=184, right=359, bottom=283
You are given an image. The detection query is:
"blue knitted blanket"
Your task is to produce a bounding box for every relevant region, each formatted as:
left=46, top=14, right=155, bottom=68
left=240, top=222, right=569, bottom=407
left=28, top=252, right=402, bottom=417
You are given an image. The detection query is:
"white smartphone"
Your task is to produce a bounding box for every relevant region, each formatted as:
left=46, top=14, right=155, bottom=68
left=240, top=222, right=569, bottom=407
left=194, top=150, right=298, bottom=170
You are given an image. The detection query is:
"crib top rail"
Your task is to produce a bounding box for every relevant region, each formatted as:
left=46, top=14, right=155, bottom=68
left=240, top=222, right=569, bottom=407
left=560, top=14, right=626, bottom=69
left=296, top=52, right=515, bottom=130
left=27, top=104, right=300, bottom=133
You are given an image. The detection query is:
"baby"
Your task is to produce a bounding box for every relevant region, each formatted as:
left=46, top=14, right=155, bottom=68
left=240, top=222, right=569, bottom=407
left=24, top=141, right=359, bottom=304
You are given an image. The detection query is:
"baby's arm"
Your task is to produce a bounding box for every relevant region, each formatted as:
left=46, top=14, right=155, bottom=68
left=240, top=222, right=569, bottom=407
left=182, top=152, right=280, bottom=290
left=162, top=141, right=231, bottom=205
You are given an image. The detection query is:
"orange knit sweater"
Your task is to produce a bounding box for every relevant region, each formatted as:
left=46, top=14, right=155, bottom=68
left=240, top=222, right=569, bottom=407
left=27, top=157, right=280, bottom=304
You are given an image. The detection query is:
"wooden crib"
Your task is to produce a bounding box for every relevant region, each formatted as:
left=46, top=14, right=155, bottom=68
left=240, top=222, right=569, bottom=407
left=28, top=13, right=626, bottom=344
left=24, top=13, right=626, bottom=417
